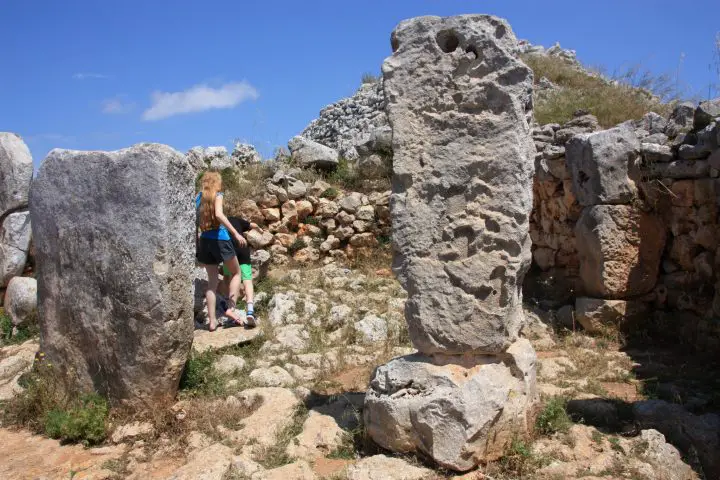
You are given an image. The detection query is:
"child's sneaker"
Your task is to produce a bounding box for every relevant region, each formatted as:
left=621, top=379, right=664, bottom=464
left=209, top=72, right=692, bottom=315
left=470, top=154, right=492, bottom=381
left=245, top=310, right=256, bottom=328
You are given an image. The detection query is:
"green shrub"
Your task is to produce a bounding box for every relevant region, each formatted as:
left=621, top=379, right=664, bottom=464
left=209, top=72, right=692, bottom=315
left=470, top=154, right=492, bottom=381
left=44, top=393, right=108, bottom=445
left=0, top=308, right=39, bottom=347
left=535, top=396, right=572, bottom=435
left=304, top=215, right=320, bottom=226
left=287, top=238, right=307, bottom=255
left=320, top=187, right=339, bottom=199
left=522, top=54, right=672, bottom=127
left=326, top=158, right=360, bottom=190
left=179, top=350, right=225, bottom=396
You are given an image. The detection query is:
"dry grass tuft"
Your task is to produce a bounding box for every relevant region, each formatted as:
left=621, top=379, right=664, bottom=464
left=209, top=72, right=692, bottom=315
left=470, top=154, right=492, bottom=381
left=523, top=54, right=673, bottom=127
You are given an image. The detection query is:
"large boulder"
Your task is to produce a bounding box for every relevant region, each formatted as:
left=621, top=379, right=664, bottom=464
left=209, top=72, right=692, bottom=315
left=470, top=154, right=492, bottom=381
left=565, top=126, right=640, bottom=206
left=288, top=136, right=339, bottom=170
left=364, top=339, right=537, bottom=471
left=231, top=142, right=262, bottom=166
left=30, top=144, right=195, bottom=404
left=3, top=276, right=37, bottom=327
left=0, top=133, right=33, bottom=214
left=575, top=205, right=665, bottom=298
left=0, top=211, right=32, bottom=286
left=0, top=133, right=33, bottom=286
left=386, top=15, right=536, bottom=355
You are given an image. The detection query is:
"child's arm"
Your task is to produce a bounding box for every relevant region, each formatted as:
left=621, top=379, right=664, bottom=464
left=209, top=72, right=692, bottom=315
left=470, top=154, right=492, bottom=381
left=215, top=195, right=247, bottom=247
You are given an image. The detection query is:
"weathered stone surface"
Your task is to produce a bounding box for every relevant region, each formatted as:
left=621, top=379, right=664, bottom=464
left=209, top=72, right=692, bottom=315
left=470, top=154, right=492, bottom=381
left=386, top=15, right=535, bottom=355
left=0, top=211, right=32, bottom=286
left=575, top=297, right=649, bottom=334
left=575, top=205, right=665, bottom=298
left=3, top=276, right=37, bottom=326
left=110, top=421, right=154, bottom=443
left=30, top=144, right=194, bottom=403
left=193, top=324, right=261, bottom=353
left=249, top=366, right=294, bottom=387
left=354, top=314, right=388, bottom=343
left=236, top=388, right=301, bottom=447
left=364, top=339, right=537, bottom=471
left=0, top=133, right=33, bottom=215
left=694, top=98, right=720, bottom=130
left=247, top=229, right=274, bottom=249
left=0, top=340, right=38, bottom=401
left=288, top=136, right=339, bottom=170
left=251, top=461, right=315, bottom=480
left=213, top=354, right=247, bottom=375
left=285, top=411, right=346, bottom=460
left=168, top=443, right=233, bottom=480
left=565, top=127, right=640, bottom=206
left=346, top=455, right=432, bottom=480
left=633, top=400, right=720, bottom=479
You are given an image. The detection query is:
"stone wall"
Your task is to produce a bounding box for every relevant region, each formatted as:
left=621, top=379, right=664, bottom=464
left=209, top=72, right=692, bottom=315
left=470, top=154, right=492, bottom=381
left=526, top=100, right=720, bottom=349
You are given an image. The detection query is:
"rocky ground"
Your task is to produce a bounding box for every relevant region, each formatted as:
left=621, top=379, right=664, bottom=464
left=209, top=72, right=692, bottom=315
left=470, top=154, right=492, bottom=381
left=0, top=256, right=714, bottom=480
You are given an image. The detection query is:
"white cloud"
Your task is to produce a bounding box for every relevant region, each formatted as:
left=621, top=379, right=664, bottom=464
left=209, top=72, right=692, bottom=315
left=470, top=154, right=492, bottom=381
left=102, top=97, right=135, bottom=114
left=72, top=72, right=109, bottom=80
left=142, top=81, right=259, bottom=121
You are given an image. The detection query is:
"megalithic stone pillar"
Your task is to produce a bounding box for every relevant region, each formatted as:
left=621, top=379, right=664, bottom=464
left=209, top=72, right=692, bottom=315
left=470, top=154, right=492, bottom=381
left=30, top=144, right=195, bottom=405
left=364, top=15, right=539, bottom=471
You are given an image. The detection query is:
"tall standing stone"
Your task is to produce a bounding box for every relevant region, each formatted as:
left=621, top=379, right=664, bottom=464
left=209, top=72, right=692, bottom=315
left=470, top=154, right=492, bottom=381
left=387, top=15, right=535, bottom=356
left=364, top=15, right=538, bottom=471
left=30, top=144, right=195, bottom=404
left=0, top=133, right=33, bottom=286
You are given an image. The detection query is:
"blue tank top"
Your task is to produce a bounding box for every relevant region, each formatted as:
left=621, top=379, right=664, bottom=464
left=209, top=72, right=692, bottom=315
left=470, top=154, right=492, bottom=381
left=195, top=192, right=230, bottom=240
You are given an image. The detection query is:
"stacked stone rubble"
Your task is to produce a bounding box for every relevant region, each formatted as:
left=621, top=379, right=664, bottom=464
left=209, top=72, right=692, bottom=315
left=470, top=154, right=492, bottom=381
left=362, top=15, right=539, bottom=472
left=0, top=133, right=33, bottom=287
left=301, top=80, right=388, bottom=161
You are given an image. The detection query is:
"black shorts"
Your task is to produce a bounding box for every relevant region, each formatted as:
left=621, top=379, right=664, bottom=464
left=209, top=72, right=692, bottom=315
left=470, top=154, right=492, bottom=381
left=197, top=237, right=236, bottom=265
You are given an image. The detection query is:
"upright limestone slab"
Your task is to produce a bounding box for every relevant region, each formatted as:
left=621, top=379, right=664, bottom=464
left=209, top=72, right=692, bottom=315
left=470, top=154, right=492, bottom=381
left=386, top=15, right=535, bottom=355
left=365, top=15, right=538, bottom=472
left=30, top=144, right=195, bottom=404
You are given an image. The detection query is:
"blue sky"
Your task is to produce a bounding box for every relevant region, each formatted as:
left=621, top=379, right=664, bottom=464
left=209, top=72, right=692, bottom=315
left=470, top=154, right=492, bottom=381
left=1, top=0, right=719, bottom=166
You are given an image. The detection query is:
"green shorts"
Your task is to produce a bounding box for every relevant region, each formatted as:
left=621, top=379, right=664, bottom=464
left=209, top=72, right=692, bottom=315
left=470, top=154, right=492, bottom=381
left=222, top=263, right=252, bottom=281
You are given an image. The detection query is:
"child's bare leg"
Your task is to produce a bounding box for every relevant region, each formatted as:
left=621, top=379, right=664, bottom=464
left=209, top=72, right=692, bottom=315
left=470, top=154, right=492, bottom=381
left=204, top=265, right=220, bottom=331
left=223, top=257, right=243, bottom=323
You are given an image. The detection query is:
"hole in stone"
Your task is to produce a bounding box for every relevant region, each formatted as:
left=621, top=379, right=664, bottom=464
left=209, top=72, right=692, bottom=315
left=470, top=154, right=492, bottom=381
left=465, top=45, right=479, bottom=59
left=436, top=30, right=459, bottom=53
left=492, top=290, right=497, bottom=295
left=495, top=24, right=507, bottom=39
left=391, top=32, right=400, bottom=52
left=578, top=170, right=589, bottom=185
left=452, top=93, right=463, bottom=104
left=485, top=218, right=501, bottom=233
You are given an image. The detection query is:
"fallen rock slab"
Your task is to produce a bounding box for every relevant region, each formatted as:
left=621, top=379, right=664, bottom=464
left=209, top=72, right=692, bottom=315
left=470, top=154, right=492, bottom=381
left=193, top=325, right=262, bottom=353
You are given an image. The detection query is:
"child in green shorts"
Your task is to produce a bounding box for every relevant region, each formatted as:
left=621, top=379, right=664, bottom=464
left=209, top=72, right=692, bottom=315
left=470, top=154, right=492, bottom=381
left=220, top=216, right=260, bottom=327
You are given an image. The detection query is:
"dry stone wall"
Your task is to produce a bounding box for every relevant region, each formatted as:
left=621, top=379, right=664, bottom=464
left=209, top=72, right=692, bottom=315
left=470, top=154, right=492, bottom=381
left=527, top=100, right=720, bottom=348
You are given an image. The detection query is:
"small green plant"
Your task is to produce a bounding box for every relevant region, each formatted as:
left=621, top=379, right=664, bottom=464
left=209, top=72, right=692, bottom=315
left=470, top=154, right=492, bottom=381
left=44, top=393, right=108, bottom=445
left=326, top=158, right=360, bottom=190
left=0, top=309, right=38, bottom=346
left=304, top=215, right=320, bottom=226
left=608, top=436, right=625, bottom=453
left=591, top=429, right=604, bottom=444
left=287, top=238, right=307, bottom=255
left=535, top=396, right=572, bottom=435
left=179, top=350, right=225, bottom=397
left=320, top=187, right=339, bottom=199
left=256, top=405, right=309, bottom=469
